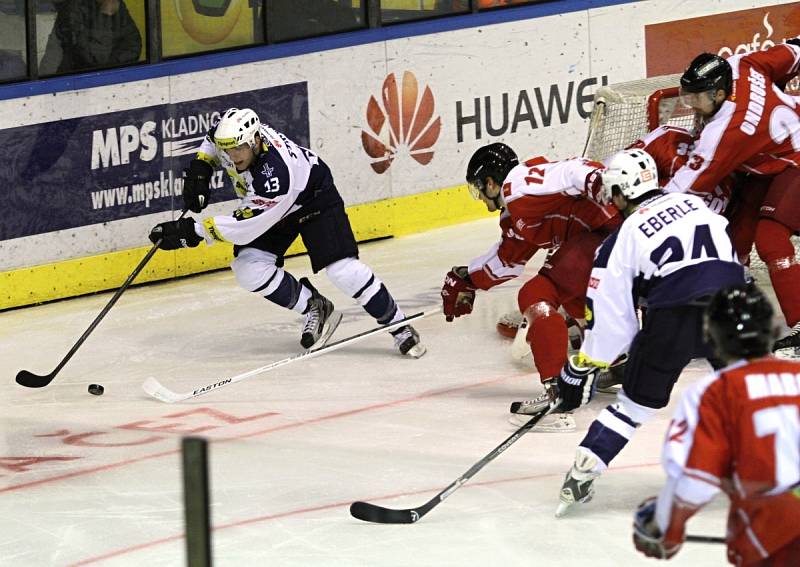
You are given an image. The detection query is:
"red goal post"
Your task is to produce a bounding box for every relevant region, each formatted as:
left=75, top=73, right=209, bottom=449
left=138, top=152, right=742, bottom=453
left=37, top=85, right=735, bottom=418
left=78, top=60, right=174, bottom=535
left=584, top=73, right=690, bottom=161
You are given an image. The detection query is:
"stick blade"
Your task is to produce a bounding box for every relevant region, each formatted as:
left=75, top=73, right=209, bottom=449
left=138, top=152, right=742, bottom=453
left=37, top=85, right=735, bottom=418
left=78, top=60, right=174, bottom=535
left=142, top=377, right=184, bottom=403
left=16, top=370, right=55, bottom=388
left=349, top=501, right=419, bottom=524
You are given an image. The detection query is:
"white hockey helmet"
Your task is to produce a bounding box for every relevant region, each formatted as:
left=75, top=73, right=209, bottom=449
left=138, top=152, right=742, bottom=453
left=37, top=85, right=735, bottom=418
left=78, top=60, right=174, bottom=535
left=600, top=148, right=659, bottom=203
left=214, top=108, right=261, bottom=152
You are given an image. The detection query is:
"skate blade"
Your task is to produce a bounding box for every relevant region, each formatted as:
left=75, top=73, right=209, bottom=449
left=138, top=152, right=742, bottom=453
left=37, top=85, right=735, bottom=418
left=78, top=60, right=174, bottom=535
left=555, top=500, right=572, bottom=518
left=508, top=412, right=576, bottom=432
left=307, top=312, right=343, bottom=352
left=774, top=346, right=800, bottom=360
left=405, top=343, right=427, bottom=358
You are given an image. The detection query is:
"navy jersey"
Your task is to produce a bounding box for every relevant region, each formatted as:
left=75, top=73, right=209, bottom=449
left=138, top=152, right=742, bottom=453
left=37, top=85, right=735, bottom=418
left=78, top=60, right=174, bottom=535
left=579, top=192, right=744, bottom=365
left=194, top=123, right=332, bottom=245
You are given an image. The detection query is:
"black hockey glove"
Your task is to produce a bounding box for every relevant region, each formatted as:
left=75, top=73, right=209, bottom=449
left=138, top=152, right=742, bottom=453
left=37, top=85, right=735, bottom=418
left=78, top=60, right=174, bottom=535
left=786, top=37, right=800, bottom=49
left=149, top=218, right=203, bottom=250
left=182, top=159, right=214, bottom=213
left=556, top=355, right=599, bottom=411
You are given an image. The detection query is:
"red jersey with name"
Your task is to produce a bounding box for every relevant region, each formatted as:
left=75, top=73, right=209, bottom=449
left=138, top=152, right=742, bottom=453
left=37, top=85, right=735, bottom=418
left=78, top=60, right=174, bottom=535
left=660, top=357, right=800, bottom=566
left=664, top=43, right=800, bottom=196
left=466, top=126, right=716, bottom=290
left=467, top=156, right=619, bottom=289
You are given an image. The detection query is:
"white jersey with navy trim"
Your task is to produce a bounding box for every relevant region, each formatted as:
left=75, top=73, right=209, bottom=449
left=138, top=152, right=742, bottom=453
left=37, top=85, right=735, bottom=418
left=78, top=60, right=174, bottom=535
left=195, top=123, right=328, bottom=245
left=580, top=192, right=743, bottom=365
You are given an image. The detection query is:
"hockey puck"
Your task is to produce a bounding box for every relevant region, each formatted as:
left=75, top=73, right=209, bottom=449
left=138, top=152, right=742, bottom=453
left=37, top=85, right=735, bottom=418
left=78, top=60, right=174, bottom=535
left=88, top=384, right=104, bottom=396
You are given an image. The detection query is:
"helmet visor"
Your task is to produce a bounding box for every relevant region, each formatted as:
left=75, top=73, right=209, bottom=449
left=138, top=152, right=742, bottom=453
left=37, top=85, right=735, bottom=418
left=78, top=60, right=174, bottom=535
left=467, top=179, right=485, bottom=200
left=678, top=87, right=715, bottom=110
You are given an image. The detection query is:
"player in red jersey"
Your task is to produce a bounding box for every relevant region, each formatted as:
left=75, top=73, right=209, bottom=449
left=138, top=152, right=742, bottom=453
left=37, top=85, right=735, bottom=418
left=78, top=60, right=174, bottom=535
left=665, top=44, right=800, bottom=356
left=633, top=283, right=800, bottom=566
left=440, top=143, right=619, bottom=431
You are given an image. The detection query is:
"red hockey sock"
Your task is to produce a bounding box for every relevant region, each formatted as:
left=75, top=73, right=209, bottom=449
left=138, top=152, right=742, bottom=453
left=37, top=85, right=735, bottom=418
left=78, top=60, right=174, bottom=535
left=519, top=276, right=568, bottom=380
left=527, top=311, right=568, bottom=379
left=755, top=218, right=800, bottom=326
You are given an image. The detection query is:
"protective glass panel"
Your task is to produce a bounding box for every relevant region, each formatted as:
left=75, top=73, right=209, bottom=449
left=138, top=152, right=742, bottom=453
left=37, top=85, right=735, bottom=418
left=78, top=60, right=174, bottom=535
left=266, top=0, right=365, bottom=43
left=161, top=0, right=259, bottom=58
left=381, top=0, right=469, bottom=24
left=0, top=0, right=28, bottom=82
left=37, top=0, right=145, bottom=77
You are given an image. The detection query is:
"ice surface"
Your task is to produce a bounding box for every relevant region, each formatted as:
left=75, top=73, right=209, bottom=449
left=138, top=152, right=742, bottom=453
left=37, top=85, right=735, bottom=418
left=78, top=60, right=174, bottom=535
left=1, top=218, right=729, bottom=566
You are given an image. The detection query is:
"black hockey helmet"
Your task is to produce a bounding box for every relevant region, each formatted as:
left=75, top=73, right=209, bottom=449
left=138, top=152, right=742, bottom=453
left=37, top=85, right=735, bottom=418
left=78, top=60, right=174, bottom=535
left=466, top=143, right=519, bottom=203
left=680, top=53, right=732, bottom=95
left=704, top=282, right=776, bottom=360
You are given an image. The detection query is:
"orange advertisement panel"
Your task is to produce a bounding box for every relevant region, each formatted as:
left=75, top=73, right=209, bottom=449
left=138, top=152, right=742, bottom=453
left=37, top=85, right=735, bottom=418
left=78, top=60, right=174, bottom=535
left=161, top=0, right=257, bottom=58
left=645, top=3, right=800, bottom=77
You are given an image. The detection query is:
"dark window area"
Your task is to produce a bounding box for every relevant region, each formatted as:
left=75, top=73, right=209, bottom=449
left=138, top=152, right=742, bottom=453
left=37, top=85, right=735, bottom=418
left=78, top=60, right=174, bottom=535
left=37, top=0, right=144, bottom=77
left=0, top=0, right=555, bottom=85
left=381, top=1, right=469, bottom=25
left=266, top=0, right=366, bottom=43
left=0, top=0, right=28, bottom=81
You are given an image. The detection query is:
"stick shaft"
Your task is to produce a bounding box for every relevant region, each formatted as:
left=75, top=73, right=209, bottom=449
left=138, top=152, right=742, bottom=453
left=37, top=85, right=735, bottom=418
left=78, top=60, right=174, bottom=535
left=685, top=534, right=726, bottom=544
left=52, top=210, right=188, bottom=377
left=350, top=408, right=551, bottom=524
left=423, top=408, right=547, bottom=510
left=144, top=308, right=440, bottom=402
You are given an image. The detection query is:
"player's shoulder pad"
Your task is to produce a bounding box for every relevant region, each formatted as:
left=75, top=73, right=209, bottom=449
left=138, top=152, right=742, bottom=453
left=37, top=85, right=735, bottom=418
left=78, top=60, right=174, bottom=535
left=251, top=151, right=291, bottom=198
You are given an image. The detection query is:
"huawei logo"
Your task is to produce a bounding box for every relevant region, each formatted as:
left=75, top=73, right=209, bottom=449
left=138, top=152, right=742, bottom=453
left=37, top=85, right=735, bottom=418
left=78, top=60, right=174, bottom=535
left=361, top=71, right=441, bottom=174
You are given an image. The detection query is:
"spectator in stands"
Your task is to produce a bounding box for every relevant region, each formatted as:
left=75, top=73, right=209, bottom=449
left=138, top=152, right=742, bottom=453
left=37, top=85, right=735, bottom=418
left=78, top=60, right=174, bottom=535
left=42, top=0, right=141, bottom=74
left=0, top=49, right=25, bottom=81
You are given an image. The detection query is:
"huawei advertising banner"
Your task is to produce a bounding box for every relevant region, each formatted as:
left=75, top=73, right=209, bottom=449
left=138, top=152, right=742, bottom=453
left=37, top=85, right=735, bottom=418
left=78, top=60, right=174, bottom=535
left=645, top=2, right=800, bottom=76
left=0, top=82, right=308, bottom=241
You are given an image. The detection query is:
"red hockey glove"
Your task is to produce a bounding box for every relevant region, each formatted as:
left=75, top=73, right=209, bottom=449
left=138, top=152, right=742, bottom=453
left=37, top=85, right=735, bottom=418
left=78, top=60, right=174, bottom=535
left=585, top=169, right=607, bottom=205
left=441, top=266, right=476, bottom=322
left=556, top=355, right=599, bottom=411
left=632, top=497, right=683, bottom=560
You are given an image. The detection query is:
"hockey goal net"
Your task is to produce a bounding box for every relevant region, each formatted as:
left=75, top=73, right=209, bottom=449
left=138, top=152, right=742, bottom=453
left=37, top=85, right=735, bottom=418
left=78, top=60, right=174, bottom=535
left=584, top=74, right=800, bottom=283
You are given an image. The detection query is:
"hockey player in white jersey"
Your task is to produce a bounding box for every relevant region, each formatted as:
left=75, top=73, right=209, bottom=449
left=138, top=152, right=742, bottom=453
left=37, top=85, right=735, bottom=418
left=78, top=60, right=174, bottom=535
left=547, top=148, right=745, bottom=516
left=148, top=108, right=425, bottom=357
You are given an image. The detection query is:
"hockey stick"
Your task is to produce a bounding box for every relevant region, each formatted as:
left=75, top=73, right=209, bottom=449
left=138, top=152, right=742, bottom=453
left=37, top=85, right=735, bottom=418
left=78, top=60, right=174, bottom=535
left=350, top=407, right=552, bottom=524
left=142, top=309, right=439, bottom=403
left=16, top=210, right=189, bottom=389
left=685, top=534, right=725, bottom=544
left=510, top=315, right=530, bottom=360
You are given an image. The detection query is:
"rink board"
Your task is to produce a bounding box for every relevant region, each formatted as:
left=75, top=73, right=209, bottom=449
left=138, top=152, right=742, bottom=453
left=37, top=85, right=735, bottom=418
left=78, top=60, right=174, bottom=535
left=0, top=0, right=796, bottom=308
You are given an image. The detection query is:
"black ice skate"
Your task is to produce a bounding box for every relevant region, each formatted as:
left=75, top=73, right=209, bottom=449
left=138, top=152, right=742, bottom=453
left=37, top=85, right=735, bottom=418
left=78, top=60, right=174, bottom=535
left=773, top=322, right=800, bottom=359
left=299, top=278, right=338, bottom=350
left=555, top=447, right=601, bottom=517
left=509, top=378, right=576, bottom=432
left=390, top=325, right=426, bottom=358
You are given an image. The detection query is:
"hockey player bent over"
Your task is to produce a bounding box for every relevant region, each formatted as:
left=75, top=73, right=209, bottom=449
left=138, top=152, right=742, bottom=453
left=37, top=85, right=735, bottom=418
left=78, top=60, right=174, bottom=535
left=148, top=108, right=424, bottom=357
left=632, top=283, right=800, bottom=566
left=440, top=143, right=620, bottom=431
left=551, top=148, right=745, bottom=516
left=667, top=44, right=800, bottom=357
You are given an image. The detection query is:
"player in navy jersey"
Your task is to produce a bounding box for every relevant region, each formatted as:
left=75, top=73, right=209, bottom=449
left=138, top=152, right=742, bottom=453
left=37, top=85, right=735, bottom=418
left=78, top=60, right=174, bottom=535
left=148, top=108, right=425, bottom=357
left=549, top=148, right=745, bottom=516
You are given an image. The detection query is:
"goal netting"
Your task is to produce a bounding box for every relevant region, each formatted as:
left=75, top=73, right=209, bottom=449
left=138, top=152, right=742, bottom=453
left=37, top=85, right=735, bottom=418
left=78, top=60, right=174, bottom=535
left=584, top=74, right=799, bottom=284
